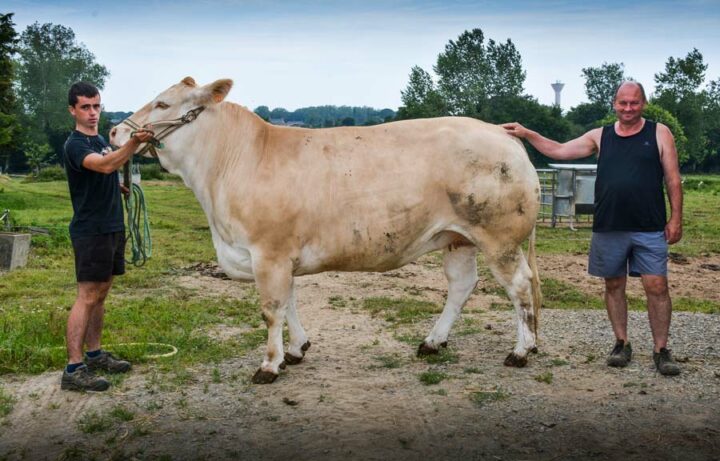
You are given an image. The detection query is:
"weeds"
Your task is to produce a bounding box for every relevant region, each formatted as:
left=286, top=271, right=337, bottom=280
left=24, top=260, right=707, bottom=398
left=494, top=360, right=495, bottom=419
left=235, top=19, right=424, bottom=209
left=419, top=371, right=447, bottom=385
left=470, top=388, right=510, bottom=406
left=535, top=371, right=554, bottom=384
left=0, top=388, right=15, bottom=417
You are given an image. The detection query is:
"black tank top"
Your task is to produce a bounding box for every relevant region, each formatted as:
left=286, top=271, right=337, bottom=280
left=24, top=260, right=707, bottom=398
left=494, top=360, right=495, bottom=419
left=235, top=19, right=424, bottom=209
left=593, top=120, right=666, bottom=232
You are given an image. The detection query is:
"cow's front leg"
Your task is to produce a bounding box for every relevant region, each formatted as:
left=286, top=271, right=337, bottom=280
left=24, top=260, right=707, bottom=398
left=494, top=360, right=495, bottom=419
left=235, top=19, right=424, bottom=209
left=252, top=258, right=293, bottom=384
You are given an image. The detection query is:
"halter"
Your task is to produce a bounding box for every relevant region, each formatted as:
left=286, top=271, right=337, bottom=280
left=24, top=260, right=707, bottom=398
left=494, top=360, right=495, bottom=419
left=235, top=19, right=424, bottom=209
left=120, top=106, right=205, bottom=158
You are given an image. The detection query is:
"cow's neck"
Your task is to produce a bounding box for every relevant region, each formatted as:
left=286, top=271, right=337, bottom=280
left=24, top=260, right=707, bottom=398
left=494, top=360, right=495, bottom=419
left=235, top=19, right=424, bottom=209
left=161, top=103, right=266, bottom=242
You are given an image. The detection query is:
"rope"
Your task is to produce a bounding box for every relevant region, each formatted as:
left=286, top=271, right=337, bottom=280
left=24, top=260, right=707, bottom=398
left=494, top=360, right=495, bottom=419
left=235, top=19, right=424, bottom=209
left=124, top=162, right=152, bottom=267
left=1, top=342, right=179, bottom=360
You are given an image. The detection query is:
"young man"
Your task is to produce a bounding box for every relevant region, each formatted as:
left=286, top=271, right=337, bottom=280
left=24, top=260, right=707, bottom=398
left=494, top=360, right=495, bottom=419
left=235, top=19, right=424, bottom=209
left=502, top=81, right=683, bottom=376
left=61, top=82, right=153, bottom=391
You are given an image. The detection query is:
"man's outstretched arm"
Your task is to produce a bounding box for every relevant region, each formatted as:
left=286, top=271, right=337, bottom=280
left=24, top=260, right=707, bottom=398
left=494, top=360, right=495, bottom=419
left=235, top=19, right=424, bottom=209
left=502, top=122, right=600, bottom=161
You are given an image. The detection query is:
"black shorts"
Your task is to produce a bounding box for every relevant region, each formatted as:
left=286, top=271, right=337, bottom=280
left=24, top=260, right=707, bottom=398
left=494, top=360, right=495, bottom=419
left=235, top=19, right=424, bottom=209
left=72, top=231, right=126, bottom=282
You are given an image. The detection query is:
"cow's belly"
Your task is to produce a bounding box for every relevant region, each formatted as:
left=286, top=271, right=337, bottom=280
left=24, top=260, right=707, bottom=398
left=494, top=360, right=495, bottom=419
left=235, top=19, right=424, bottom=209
left=295, top=226, right=463, bottom=275
left=213, top=236, right=255, bottom=280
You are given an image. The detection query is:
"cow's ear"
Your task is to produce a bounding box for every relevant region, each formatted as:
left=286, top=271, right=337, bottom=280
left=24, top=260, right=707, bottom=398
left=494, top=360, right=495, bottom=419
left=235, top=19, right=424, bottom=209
left=196, top=79, right=233, bottom=104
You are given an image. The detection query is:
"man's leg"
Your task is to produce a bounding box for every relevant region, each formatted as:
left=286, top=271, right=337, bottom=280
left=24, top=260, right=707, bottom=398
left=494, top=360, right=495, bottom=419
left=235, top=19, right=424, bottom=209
left=66, top=281, right=112, bottom=364
left=604, top=276, right=628, bottom=342
left=641, top=275, right=671, bottom=352
left=83, top=278, right=112, bottom=353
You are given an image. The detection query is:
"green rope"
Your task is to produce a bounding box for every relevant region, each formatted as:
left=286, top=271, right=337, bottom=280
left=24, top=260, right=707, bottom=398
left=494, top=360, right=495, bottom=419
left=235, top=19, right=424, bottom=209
left=124, top=171, right=152, bottom=266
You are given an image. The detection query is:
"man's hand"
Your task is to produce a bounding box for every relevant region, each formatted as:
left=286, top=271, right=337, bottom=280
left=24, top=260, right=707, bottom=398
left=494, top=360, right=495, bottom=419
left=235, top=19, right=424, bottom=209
left=665, top=219, right=682, bottom=245
left=501, top=122, right=529, bottom=139
left=131, top=127, right=154, bottom=144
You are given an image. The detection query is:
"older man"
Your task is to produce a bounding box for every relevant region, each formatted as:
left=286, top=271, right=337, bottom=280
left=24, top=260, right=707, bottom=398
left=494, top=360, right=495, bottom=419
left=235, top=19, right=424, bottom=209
left=502, top=81, right=683, bottom=376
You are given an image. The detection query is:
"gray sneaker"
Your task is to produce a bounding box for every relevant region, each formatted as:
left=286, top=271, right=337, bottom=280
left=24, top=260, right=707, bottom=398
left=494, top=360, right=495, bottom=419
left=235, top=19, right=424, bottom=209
left=653, top=348, right=681, bottom=376
left=86, top=351, right=131, bottom=374
left=607, top=340, right=632, bottom=368
left=61, top=364, right=110, bottom=392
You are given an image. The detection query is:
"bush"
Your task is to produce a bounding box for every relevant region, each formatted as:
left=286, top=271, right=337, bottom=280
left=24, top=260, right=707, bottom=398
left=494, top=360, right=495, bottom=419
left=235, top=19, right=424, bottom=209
left=139, top=163, right=167, bottom=180
left=25, top=165, right=66, bottom=182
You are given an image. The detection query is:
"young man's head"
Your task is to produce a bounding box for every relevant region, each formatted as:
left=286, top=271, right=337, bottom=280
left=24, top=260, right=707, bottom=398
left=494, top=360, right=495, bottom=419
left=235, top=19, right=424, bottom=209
left=68, top=82, right=102, bottom=135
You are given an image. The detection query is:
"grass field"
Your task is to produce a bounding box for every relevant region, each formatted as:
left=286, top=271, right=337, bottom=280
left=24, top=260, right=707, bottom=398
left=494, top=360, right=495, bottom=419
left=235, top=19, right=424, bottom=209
left=0, top=174, right=718, bottom=376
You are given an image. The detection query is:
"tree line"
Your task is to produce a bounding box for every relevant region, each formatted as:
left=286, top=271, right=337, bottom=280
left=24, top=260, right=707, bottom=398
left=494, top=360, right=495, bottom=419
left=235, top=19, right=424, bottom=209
left=0, top=15, right=718, bottom=173
left=397, top=28, right=720, bottom=171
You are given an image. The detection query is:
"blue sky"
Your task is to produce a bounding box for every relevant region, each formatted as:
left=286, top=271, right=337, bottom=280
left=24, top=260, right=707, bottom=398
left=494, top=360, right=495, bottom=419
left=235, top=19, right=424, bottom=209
left=5, top=0, right=720, bottom=113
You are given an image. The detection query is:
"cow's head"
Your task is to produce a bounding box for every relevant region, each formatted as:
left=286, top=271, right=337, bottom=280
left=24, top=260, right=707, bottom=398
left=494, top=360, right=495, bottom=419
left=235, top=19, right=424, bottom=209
left=109, top=77, right=233, bottom=164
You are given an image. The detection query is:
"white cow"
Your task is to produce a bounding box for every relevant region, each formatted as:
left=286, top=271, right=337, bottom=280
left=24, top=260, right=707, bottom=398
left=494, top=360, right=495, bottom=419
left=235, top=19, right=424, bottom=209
left=110, top=77, right=542, bottom=383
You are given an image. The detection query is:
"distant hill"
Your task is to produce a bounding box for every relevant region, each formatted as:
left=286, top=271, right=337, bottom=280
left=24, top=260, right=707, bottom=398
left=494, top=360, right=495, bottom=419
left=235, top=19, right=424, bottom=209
left=253, top=105, right=396, bottom=127
left=103, top=111, right=133, bottom=124
left=102, top=106, right=397, bottom=129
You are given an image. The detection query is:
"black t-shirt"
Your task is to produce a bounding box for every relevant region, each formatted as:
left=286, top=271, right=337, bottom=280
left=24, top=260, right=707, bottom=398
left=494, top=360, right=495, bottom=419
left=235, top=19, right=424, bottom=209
left=593, top=120, right=666, bottom=232
left=62, top=130, right=124, bottom=239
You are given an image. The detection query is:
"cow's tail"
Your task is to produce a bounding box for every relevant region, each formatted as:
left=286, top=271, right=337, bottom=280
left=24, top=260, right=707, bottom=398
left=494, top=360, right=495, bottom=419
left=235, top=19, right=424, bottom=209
left=528, top=225, right=542, bottom=336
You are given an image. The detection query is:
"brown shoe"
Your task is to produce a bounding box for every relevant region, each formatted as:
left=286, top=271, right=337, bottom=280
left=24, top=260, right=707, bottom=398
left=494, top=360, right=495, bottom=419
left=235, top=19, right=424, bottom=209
left=606, top=340, right=632, bottom=368
left=653, top=348, right=681, bottom=376
left=61, top=365, right=110, bottom=392
left=86, top=351, right=132, bottom=374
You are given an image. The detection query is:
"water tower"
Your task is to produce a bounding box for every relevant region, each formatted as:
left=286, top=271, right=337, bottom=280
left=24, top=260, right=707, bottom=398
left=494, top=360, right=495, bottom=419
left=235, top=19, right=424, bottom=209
left=551, top=81, right=564, bottom=108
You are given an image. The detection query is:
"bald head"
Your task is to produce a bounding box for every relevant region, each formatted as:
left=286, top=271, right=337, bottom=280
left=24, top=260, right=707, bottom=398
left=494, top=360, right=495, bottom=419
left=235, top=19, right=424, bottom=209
left=613, top=81, right=647, bottom=104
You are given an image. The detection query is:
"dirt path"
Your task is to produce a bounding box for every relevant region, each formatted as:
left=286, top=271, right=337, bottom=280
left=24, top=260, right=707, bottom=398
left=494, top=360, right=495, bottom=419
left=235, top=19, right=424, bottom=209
left=1, top=254, right=719, bottom=460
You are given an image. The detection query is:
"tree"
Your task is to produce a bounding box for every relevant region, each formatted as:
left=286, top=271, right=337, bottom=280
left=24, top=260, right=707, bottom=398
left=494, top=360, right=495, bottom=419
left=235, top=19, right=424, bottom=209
left=581, top=62, right=626, bottom=110
left=434, top=28, right=525, bottom=115
left=24, top=140, right=51, bottom=176
left=702, top=78, right=720, bottom=171
left=0, top=13, right=20, bottom=172
left=396, top=66, right=447, bottom=119
left=254, top=105, right=270, bottom=120
left=15, top=22, right=109, bottom=159
left=565, top=101, right=610, bottom=133
left=653, top=49, right=709, bottom=171
left=654, top=48, right=707, bottom=102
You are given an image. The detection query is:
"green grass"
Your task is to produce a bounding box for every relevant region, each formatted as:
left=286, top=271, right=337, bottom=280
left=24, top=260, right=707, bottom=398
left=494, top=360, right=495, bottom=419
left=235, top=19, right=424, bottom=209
left=362, top=297, right=440, bottom=324
left=470, top=388, right=510, bottom=406
left=419, top=371, right=447, bottom=385
left=0, top=177, right=263, bottom=375
left=534, top=371, right=554, bottom=384
left=77, top=410, right=114, bottom=434
left=0, top=387, right=14, bottom=417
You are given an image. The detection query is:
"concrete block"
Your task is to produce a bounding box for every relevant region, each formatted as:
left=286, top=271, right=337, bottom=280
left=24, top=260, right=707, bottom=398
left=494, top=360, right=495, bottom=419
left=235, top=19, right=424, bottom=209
left=0, top=232, right=31, bottom=271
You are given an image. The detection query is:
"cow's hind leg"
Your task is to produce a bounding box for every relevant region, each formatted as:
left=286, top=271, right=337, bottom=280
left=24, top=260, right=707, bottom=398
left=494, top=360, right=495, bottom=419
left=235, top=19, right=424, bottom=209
left=418, top=244, right=478, bottom=355
left=251, top=258, right=294, bottom=384
left=284, top=289, right=311, bottom=365
left=486, top=246, right=538, bottom=367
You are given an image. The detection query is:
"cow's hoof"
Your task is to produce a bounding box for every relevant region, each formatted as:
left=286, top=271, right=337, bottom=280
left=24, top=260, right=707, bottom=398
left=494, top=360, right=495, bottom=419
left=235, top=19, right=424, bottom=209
left=284, top=352, right=303, bottom=365
left=252, top=369, right=279, bottom=384
left=417, top=342, right=439, bottom=356
left=279, top=361, right=287, bottom=370
left=504, top=353, right=528, bottom=368
left=301, top=341, right=311, bottom=352
left=530, top=346, right=539, bottom=354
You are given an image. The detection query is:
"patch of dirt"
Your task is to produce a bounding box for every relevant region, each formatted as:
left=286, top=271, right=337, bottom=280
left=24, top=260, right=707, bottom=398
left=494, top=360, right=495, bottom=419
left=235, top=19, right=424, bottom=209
left=540, top=252, right=720, bottom=302
left=1, top=254, right=719, bottom=460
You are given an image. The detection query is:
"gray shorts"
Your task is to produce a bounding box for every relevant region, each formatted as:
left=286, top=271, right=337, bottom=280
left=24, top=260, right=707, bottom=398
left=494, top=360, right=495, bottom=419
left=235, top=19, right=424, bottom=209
left=588, top=231, right=668, bottom=278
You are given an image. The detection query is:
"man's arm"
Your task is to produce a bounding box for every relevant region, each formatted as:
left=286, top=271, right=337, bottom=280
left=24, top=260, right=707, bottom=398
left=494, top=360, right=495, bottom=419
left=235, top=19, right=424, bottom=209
left=82, top=129, right=154, bottom=174
left=502, top=122, right=600, bottom=161
left=657, top=123, right=683, bottom=244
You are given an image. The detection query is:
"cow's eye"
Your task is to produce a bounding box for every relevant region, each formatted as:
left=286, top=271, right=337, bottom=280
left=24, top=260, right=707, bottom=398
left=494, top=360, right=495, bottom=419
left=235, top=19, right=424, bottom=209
left=155, top=101, right=169, bottom=109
